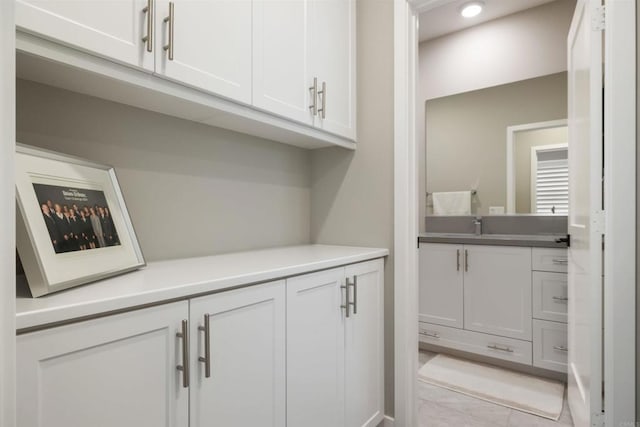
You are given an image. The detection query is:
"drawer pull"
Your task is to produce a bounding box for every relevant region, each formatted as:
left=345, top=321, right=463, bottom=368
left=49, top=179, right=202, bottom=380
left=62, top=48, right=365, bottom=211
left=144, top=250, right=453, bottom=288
left=487, top=344, right=514, bottom=353
left=552, top=258, right=568, bottom=265
left=552, top=296, right=568, bottom=302
left=553, top=345, right=569, bottom=352
left=420, top=331, right=440, bottom=339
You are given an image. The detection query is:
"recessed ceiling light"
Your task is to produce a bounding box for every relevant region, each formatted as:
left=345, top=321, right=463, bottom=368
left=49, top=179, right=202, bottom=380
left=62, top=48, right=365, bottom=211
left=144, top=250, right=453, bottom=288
left=460, top=1, right=484, bottom=18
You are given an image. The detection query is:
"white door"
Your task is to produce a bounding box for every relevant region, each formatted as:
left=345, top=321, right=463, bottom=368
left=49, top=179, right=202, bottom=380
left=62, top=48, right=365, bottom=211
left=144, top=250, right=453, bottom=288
left=286, top=268, right=346, bottom=427
left=252, top=0, right=314, bottom=124
left=16, top=0, right=154, bottom=70
left=418, top=243, right=464, bottom=328
left=189, top=281, right=286, bottom=427
left=345, top=259, right=384, bottom=427
left=16, top=302, right=189, bottom=427
left=309, top=0, right=356, bottom=139
left=566, top=0, right=604, bottom=425
left=155, top=0, right=252, bottom=103
left=463, top=245, right=532, bottom=341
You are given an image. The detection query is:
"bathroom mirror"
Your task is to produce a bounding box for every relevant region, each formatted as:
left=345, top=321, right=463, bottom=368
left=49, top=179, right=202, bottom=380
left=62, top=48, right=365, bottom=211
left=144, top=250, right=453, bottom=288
left=425, top=72, right=568, bottom=216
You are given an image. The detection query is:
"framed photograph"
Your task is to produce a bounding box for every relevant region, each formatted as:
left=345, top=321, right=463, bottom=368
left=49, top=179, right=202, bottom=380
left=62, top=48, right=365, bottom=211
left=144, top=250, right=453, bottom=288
left=15, top=144, right=145, bottom=297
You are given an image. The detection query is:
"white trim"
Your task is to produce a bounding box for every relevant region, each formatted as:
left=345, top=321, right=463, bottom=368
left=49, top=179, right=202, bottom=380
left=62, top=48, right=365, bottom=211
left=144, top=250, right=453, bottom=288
left=603, top=0, right=636, bottom=425
left=383, top=415, right=396, bottom=427
left=506, top=119, right=568, bottom=213
left=0, top=0, right=16, bottom=425
left=394, top=1, right=419, bottom=426
left=408, top=0, right=457, bottom=14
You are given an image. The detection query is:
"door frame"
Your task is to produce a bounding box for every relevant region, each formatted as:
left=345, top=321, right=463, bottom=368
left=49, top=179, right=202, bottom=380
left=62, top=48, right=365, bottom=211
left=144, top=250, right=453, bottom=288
left=0, top=0, right=16, bottom=426
left=602, top=0, right=636, bottom=424
left=394, top=0, right=636, bottom=426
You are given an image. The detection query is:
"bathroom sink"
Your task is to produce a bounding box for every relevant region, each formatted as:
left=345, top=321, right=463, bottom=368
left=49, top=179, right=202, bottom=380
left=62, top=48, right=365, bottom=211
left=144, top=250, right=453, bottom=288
left=418, top=232, right=567, bottom=248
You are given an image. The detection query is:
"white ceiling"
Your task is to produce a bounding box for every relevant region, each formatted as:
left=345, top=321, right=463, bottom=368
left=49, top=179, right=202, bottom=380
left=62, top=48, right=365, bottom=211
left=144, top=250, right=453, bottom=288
left=419, top=0, right=558, bottom=42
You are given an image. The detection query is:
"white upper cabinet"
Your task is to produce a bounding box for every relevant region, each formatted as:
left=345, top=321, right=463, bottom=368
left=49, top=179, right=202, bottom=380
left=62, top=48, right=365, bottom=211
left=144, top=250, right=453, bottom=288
left=252, top=0, right=314, bottom=124
left=16, top=0, right=154, bottom=71
left=309, top=0, right=356, bottom=140
left=15, top=0, right=357, bottom=147
left=155, top=0, right=252, bottom=103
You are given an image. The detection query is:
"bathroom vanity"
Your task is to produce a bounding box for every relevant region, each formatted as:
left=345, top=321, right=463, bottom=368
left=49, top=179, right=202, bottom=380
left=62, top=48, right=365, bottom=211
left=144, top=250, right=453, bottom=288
left=418, top=218, right=569, bottom=374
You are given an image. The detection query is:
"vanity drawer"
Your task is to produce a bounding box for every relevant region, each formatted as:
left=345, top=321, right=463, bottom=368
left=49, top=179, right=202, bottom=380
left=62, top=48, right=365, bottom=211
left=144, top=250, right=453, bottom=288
left=419, top=322, right=532, bottom=366
left=532, top=248, right=568, bottom=273
left=532, top=272, right=568, bottom=323
left=533, top=319, right=568, bottom=373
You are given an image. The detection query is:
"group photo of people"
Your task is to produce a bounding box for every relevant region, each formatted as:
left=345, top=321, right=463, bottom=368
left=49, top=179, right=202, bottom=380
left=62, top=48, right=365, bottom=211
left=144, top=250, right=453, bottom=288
left=33, top=183, right=121, bottom=254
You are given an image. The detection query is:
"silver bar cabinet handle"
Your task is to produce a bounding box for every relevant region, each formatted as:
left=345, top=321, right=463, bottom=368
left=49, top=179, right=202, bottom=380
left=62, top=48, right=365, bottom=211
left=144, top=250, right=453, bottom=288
left=164, top=2, right=175, bottom=60
left=317, top=81, right=326, bottom=119
left=553, top=345, right=568, bottom=352
left=487, top=344, right=514, bottom=353
left=309, top=77, right=318, bottom=116
left=341, top=279, right=351, bottom=318
left=420, top=331, right=440, bottom=339
left=349, top=275, right=358, bottom=315
left=176, top=319, right=189, bottom=388
left=465, top=249, right=469, bottom=272
left=198, top=314, right=211, bottom=378
left=456, top=249, right=460, bottom=271
left=552, top=296, right=568, bottom=302
left=142, top=0, right=153, bottom=52
left=552, top=258, right=568, bottom=265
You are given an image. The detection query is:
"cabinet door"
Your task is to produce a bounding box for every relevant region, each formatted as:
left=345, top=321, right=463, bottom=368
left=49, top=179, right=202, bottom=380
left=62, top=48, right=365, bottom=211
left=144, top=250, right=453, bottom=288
left=345, top=259, right=384, bottom=427
left=287, top=268, right=346, bottom=427
left=309, top=0, right=356, bottom=139
left=464, top=245, right=533, bottom=340
left=155, top=0, right=252, bottom=103
left=252, top=0, right=314, bottom=124
left=16, top=0, right=153, bottom=71
left=419, top=243, right=464, bottom=328
left=189, top=281, right=285, bottom=427
left=17, top=302, right=189, bottom=427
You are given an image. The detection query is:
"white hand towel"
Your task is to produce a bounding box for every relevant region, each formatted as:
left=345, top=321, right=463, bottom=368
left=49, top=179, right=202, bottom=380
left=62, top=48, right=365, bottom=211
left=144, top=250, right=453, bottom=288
left=432, top=191, right=472, bottom=215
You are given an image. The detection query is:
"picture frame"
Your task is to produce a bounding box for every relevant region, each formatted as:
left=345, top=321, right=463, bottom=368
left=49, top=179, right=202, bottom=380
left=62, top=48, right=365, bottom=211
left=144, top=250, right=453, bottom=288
left=15, top=144, right=145, bottom=297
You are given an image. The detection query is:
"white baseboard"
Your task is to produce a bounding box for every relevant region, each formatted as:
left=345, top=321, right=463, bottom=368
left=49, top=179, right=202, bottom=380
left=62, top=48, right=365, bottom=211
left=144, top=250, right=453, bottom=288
left=384, top=415, right=395, bottom=427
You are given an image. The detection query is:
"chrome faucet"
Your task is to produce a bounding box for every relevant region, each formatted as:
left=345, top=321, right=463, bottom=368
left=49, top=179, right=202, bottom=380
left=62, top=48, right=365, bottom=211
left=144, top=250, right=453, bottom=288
left=473, top=217, right=482, bottom=235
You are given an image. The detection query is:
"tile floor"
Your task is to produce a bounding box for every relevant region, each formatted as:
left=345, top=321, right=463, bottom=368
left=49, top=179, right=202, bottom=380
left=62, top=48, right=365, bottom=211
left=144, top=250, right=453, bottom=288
left=418, top=351, right=574, bottom=427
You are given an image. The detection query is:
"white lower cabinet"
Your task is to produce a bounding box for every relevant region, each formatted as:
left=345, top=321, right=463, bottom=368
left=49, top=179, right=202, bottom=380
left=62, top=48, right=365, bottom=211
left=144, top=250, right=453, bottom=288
left=418, top=243, right=464, bottom=328
left=287, top=268, right=346, bottom=427
left=533, top=319, right=568, bottom=373
left=344, top=261, right=385, bottom=427
left=189, top=280, right=286, bottom=427
left=463, top=245, right=532, bottom=340
left=287, top=259, right=384, bottom=427
left=17, top=301, right=190, bottom=427
left=419, top=322, right=533, bottom=365
left=420, top=241, right=568, bottom=373
left=17, top=258, right=384, bottom=427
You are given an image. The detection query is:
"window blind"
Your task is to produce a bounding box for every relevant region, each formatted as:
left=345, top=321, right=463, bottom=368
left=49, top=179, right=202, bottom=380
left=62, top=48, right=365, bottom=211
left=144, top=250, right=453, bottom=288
left=534, top=157, right=569, bottom=215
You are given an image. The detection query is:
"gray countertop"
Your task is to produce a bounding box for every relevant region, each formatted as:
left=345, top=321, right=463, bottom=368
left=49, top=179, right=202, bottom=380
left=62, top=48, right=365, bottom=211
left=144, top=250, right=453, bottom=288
left=418, top=233, right=568, bottom=248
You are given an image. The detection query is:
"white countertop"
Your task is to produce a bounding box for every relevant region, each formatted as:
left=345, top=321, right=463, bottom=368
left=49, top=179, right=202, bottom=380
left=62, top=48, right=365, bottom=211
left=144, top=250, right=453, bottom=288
left=16, top=244, right=388, bottom=331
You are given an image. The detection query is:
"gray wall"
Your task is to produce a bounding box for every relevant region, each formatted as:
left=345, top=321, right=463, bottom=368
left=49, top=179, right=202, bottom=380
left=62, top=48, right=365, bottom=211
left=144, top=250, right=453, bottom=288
left=515, top=126, right=568, bottom=213
left=425, top=73, right=567, bottom=216
left=310, top=0, right=395, bottom=415
left=16, top=79, right=311, bottom=261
